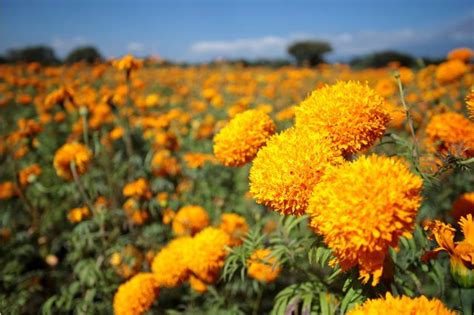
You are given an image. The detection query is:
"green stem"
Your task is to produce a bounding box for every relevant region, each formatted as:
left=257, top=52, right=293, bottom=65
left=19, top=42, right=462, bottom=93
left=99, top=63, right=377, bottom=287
left=252, top=284, right=264, bottom=315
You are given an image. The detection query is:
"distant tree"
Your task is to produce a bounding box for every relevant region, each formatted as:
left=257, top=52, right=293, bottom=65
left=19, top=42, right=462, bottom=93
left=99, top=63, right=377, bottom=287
left=287, top=40, right=332, bottom=66
left=6, top=46, right=59, bottom=65
left=349, top=50, right=417, bottom=69
left=65, top=46, right=103, bottom=64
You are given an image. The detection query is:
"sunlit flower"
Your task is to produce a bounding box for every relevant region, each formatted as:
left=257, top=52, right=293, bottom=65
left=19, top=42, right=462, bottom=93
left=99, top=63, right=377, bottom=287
left=295, top=81, right=390, bottom=155
left=151, top=150, right=180, bottom=177
left=67, top=206, right=91, bottom=223
left=189, top=275, right=208, bottom=293
left=19, top=164, right=42, bottom=186
left=183, top=152, right=215, bottom=169
left=436, top=59, right=468, bottom=84
left=0, top=181, right=17, bottom=200
left=172, top=205, right=210, bottom=236
left=113, top=273, right=159, bottom=315
left=123, top=178, right=152, bottom=200
left=219, top=213, right=249, bottom=246
left=447, top=47, right=473, bottom=63
left=213, top=109, right=276, bottom=167
left=307, top=155, right=423, bottom=286
left=249, top=127, right=343, bottom=216
left=247, top=248, right=281, bottom=283
left=348, top=293, right=455, bottom=315
left=466, top=88, right=474, bottom=119
left=53, top=143, right=92, bottom=180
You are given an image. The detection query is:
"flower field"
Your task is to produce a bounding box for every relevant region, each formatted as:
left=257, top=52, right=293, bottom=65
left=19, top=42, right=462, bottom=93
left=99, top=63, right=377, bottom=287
left=0, top=49, right=474, bottom=314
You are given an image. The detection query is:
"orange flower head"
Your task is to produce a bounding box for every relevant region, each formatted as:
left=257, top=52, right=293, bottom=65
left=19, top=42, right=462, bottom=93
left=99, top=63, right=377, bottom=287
left=436, top=59, right=468, bottom=84
left=113, top=273, right=159, bottom=315
left=247, top=249, right=281, bottom=283
left=0, top=181, right=17, bottom=200
left=219, top=213, right=249, bottom=246
left=53, top=143, right=92, bottom=180
left=123, top=178, right=152, bottom=200
left=19, top=164, right=42, bottom=186
left=447, top=47, right=473, bottom=63
left=172, top=205, right=210, bottom=236
left=451, top=192, right=474, bottom=222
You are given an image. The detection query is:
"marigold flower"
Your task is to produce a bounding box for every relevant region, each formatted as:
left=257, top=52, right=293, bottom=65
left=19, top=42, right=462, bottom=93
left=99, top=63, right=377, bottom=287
left=219, top=213, right=249, bottom=246
left=307, top=155, right=423, bottom=286
left=213, top=109, right=276, bottom=167
left=183, top=152, right=215, bottom=169
left=113, top=54, right=143, bottom=73
left=53, top=143, right=92, bottom=180
left=247, top=249, right=281, bottom=283
left=67, top=206, right=90, bottom=223
left=0, top=181, right=17, bottom=200
left=151, top=150, right=180, bottom=177
left=189, top=275, right=208, bottom=293
left=466, top=88, right=474, bottom=119
left=451, top=192, right=474, bottom=222
left=249, top=127, right=343, bottom=216
left=348, top=293, right=455, bottom=315
left=151, top=237, right=193, bottom=287
left=187, top=227, right=230, bottom=283
left=295, top=81, right=390, bottom=155
left=447, top=47, right=473, bottom=63
left=19, top=164, right=42, bottom=186
left=123, top=178, right=152, bottom=200
left=425, top=112, right=474, bottom=157
left=113, top=273, right=159, bottom=315
left=436, top=59, right=468, bottom=84
left=172, top=205, right=210, bottom=236
left=424, top=214, right=474, bottom=288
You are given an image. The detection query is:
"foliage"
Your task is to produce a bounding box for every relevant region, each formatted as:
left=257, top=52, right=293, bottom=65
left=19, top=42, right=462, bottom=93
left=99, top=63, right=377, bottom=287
left=287, top=40, right=332, bottom=66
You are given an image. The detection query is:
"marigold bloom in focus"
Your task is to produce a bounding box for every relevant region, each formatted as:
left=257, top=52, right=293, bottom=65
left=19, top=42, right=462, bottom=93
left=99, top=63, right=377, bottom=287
left=213, top=109, right=276, bottom=167
left=151, top=237, right=193, bottom=287
left=53, top=142, right=92, bottom=180
left=424, top=214, right=474, bottom=288
left=295, top=81, right=390, bottom=155
left=348, top=293, right=455, bottom=315
left=451, top=192, right=474, bottom=222
left=249, top=127, right=343, bottom=216
left=219, top=213, right=249, bottom=246
left=0, top=181, right=17, bottom=200
left=307, top=155, right=423, bottom=286
left=425, top=112, right=474, bottom=157
left=172, top=205, right=210, bottom=236
left=447, top=47, right=473, bottom=63
left=113, top=273, right=159, bottom=315
left=19, top=164, right=42, bottom=186
left=123, top=178, right=152, bottom=200
left=247, top=249, right=281, bottom=283
left=187, top=227, right=230, bottom=283
left=436, top=60, right=468, bottom=84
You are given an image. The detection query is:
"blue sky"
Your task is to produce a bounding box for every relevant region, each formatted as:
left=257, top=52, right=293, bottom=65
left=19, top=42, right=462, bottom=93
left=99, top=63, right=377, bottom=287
left=1, top=0, right=473, bottom=61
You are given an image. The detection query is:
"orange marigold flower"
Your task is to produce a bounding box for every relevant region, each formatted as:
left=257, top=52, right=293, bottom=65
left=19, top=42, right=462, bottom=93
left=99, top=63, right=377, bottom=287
left=307, top=155, right=423, bottom=286
left=451, top=192, right=474, bottom=222
left=112, top=54, right=143, bottom=72
left=151, top=150, right=180, bottom=177
left=183, top=152, right=215, bottom=169
left=424, top=214, right=474, bottom=288
left=247, top=249, right=281, bottom=283
left=249, top=127, right=343, bottom=216
left=67, top=206, right=91, bottom=223
left=19, top=164, right=42, bottom=186
left=447, top=47, right=473, bottom=63
left=189, top=275, right=208, bottom=293
left=53, top=143, right=92, bottom=180
left=113, top=273, right=159, bottom=315
left=0, top=181, right=17, bottom=200
left=348, top=293, right=455, bottom=315
left=187, top=227, right=230, bottom=283
left=466, top=88, right=474, bottom=119
left=172, top=205, right=210, bottom=236
left=123, top=178, right=152, bottom=200
left=151, top=237, right=193, bottom=287
left=295, top=81, right=390, bottom=155
left=436, top=59, right=468, bottom=84
left=425, top=112, right=474, bottom=157
left=213, top=109, right=276, bottom=167
left=219, top=213, right=249, bottom=246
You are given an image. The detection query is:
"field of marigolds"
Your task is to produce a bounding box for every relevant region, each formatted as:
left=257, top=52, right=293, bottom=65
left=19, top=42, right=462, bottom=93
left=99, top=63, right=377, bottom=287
left=0, top=48, right=473, bottom=315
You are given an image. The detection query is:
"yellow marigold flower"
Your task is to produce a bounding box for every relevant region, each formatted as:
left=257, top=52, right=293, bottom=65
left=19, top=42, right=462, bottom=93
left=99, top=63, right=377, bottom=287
left=307, top=155, right=423, bottom=286
left=213, top=109, right=276, bottom=167
left=0, top=181, right=17, bottom=200
left=183, top=152, right=215, bottom=169
left=113, top=273, right=159, bottom=315
left=145, top=93, right=160, bottom=107
left=247, top=249, right=281, bottom=283
left=189, top=275, right=208, bottom=293
left=112, top=54, right=143, bottom=72
left=425, top=112, right=474, bottom=157
left=424, top=214, right=474, bottom=288
left=448, top=47, right=473, bottom=63
left=219, top=213, right=249, bottom=246
left=151, top=237, right=193, bottom=287
left=67, top=206, right=90, bottom=223
left=348, top=293, right=455, bottom=315
left=187, top=227, right=230, bottom=283
left=295, top=81, right=390, bottom=155
left=109, top=126, right=124, bottom=140
left=172, top=205, right=210, bottom=236
left=19, top=164, right=42, bottom=186
left=249, top=128, right=343, bottom=216
left=123, top=178, right=152, bottom=200
left=53, top=143, right=92, bottom=180
left=451, top=192, right=474, bottom=222
left=436, top=59, right=468, bottom=84
left=466, top=88, right=474, bottom=119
